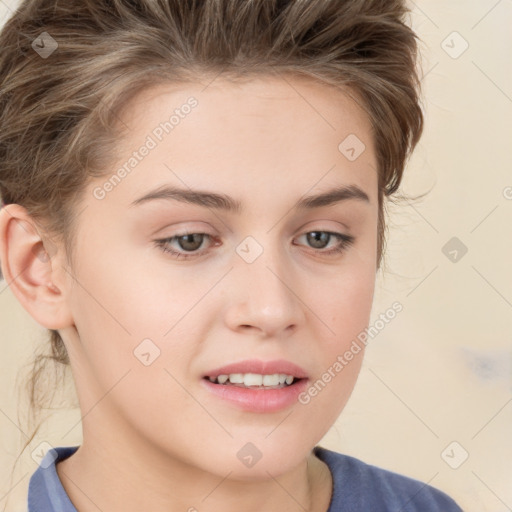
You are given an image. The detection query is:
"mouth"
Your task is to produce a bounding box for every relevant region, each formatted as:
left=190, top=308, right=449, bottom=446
left=201, top=360, right=309, bottom=413
left=202, top=359, right=308, bottom=389
left=203, top=373, right=304, bottom=390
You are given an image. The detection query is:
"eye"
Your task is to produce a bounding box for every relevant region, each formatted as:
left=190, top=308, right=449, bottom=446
left=154, top=230, right=355, bottom=260
left=154, top=232, right=216, bottom=260
left=294, top=231, right=355, bottom=257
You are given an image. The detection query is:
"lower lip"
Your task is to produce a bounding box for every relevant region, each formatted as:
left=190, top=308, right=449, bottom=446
left=201, top=378, right=309, bottom=413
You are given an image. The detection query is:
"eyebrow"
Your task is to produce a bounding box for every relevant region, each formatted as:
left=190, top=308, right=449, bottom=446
left=129, top=184, right=370, bottom=212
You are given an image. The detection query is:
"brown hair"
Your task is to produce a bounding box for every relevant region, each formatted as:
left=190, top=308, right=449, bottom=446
left=0, top=0, right=424, bottom=489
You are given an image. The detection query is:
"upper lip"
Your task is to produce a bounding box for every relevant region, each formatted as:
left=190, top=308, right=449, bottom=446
left=204, top=359, right=308, bottom=379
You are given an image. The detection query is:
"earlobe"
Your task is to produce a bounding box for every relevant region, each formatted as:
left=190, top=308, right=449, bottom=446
left=0, top=204, right=74, bottom=330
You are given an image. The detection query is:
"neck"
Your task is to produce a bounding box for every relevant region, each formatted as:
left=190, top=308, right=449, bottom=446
left=56, top=419, right=332, bottom=512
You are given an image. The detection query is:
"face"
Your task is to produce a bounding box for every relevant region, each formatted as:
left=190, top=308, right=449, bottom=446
left=60, top=74, right=379, bottom=479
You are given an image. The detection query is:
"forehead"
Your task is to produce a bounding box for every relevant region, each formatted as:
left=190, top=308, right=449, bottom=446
left=92, top=74, right=378, bottom=212
left=121, top=74, right=374, bottom=145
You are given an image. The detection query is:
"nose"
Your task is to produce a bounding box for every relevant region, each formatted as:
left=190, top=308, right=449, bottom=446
left=223, top=240, right=305, bottom=338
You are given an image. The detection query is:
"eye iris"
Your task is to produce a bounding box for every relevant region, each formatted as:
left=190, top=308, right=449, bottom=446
left=307, top=231, right=329, bottom=249
left=178, top=233, right=204, bottom=251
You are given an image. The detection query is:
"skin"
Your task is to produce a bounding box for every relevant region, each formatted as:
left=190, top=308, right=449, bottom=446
left=0, top=74, right=379, bottom=511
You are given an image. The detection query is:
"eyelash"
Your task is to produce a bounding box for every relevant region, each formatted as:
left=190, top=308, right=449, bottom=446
left=154, top=230, right=355, bottom=260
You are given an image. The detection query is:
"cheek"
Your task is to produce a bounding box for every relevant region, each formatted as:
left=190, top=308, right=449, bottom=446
left=66, top=268, right=195, bottom=430
left=298, top=265, right=374, bottom=420
left=69, top=246, right=181, bottom=338
left=67, top=252, right=204, bottom=388
left=313, top=225, right=377, bottom=343
left=314, top=265, right=376, bottom=347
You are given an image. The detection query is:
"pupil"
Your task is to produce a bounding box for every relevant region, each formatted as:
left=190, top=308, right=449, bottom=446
left=308, top=231, right=328, bottom=249
left=179, top=234, right=203, bottom=251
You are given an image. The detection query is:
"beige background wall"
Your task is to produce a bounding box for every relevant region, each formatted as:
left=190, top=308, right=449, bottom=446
left=1, top=1, right=511, bottom=511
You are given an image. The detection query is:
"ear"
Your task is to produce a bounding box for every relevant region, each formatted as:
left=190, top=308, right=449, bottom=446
left=0, top=203, right=74, bottom=330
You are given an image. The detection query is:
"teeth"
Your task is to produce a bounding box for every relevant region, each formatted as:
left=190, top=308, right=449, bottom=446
left=262, top=374, right=279, bottom=386
left=208, top=373, right=297, bottom=387
left=244, top=373, right=262, bottom=386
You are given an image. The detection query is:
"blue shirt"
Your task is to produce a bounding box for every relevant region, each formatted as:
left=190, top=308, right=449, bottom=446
left=28, top=445, right=463, bottom=511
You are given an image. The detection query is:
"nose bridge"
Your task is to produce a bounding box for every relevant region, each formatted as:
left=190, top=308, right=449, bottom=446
left=228, top=231, right=302, bottom=334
